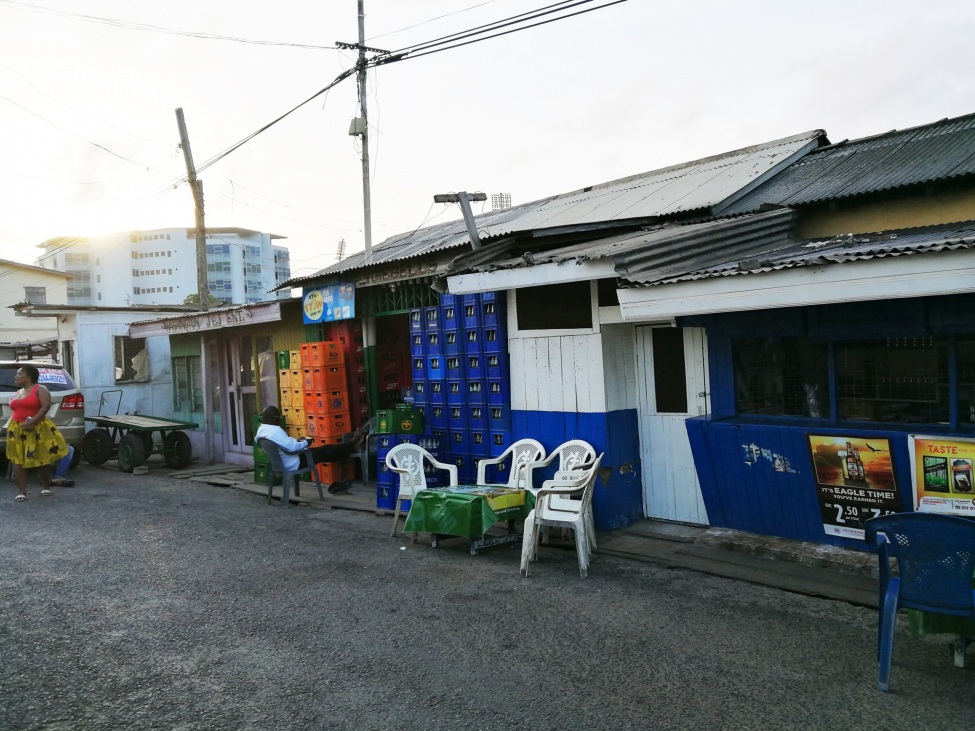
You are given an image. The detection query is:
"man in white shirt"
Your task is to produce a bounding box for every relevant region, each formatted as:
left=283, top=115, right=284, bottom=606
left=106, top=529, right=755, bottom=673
left=255, top=406, right=366, bottom=473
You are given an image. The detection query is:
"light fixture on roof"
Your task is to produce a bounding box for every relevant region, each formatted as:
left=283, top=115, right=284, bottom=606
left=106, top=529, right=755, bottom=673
left=433, top=191, right=487, bottom=251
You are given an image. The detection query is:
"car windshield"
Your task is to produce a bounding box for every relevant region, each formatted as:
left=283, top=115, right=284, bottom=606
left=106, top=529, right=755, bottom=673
left=0, top=365, right=77, bottom=392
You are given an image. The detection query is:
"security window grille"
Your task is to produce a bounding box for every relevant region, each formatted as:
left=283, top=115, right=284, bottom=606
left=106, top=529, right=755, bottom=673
left=835, top=337, right=948, bottom=423
left=24, top=286, right=46, bottom=304
left=173, top=355, right=202, bottom=411
left=734, top=337, right=829, bottom=418
left=114, top=336, right=150, bottom=383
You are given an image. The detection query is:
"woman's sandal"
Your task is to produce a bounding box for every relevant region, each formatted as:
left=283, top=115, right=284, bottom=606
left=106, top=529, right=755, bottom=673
left=15, top=494, right=26, bottom=502
left=40, top=489, right=52, bottom=497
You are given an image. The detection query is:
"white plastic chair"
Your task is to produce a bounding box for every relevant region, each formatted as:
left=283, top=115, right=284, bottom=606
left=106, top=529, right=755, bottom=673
left=521, top=453, right=603, bottom=578
left=522, top=439, right=597, bottom=497
left=386, top=443, right=458, bottom=537
left=475, top=438, right=546, bottom=488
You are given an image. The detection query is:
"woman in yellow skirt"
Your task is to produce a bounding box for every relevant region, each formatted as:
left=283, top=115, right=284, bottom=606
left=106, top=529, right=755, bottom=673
left=5, top=364, right=68, bottom=501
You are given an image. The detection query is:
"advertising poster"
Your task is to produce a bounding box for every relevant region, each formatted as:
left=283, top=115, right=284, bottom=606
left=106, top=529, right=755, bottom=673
left=909, top=435, right=975, bottom=517
left=302, top=282, right=355, bottom=324
left=807, top=435, right=899, bottom=540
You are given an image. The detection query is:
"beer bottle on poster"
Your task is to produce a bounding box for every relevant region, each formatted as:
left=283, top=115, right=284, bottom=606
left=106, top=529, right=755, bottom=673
left=846, top=442, right=857, bottom=481
left=854, top=447, right=865, bottom=481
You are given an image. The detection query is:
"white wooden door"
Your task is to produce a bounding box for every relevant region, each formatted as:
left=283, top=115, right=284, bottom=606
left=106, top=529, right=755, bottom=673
left=635, top=326, right=710, bottom=525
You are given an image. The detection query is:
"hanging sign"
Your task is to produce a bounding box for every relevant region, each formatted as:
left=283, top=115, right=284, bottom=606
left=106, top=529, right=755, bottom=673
left=807, top=434, right=900, bottom=540
left=909, top=435, right=975, bottom=517
left=303, top=282, right=355, bottom=324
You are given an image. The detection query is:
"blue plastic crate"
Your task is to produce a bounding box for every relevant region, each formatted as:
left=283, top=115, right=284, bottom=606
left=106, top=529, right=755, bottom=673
left=395, top=434, right=419, bottom=446
left=487, top=378, right=508, bottom=406
left=480, top=298, right=505, bottom=327
left=425, top=331, right=445, bottom=355
left=413, top=403, right=428, bottom=424
left=418, top=435, right=442, bottom=458
left=439, top=293, right=458, bottom=308
left=467, top=404, right=487, bottom=429
left=412, top=379, right=429, bottom=403
left=409, top=309, right=424, bottom=333
left=377, top=481, right=397, bottom=510
left=441, top=303, right=459, bottom=330
left=483, top=459, right=509, bottom=485
left=445, top=355, right=464, bottom=379
left=462, top=300, right=482, bottom=329
left=423, top=306, right=442, bottom=332
left=446, top=380, right=467, bottom=406
left=464, top=326, right=483, bottom=354
left=452, top=452, right=475, bottom=483
left=488, top=405, right=512, bottom=430
left=465, top=353, right=484, bottom=379
left=485, top=352, right=508, bottom=380
left=429, top=429, right=447, bottom=450
left=483, top=326, right=504, bottom=353
left=411, top=356, right=426, bottom=382
left=375, top=435, right=397, bottom=455
left=467, top=379, right=487, bottom=405
left=443, top=328, right=463, bottom=355
left=470, top=429, right=490, bottom=457
left=428, top=380, right=446, bottom=405
left=427, top=355, right=445, bottom=381
left=429, top=404, right=448, bottom=430
left=449, top=429, right=469, bottom=453
left=490, top=430, right=511, bottom=456
left=447, top=405, right=468, bottom=430
left=410, top=333, right=426, bottom=357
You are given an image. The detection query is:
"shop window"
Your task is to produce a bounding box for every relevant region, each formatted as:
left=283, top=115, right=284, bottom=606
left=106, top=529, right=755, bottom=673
left=114, top=336, right=149, bottom=383
left=734, top=337, right=829, bottom=417
left=173, top=355, right=202, bottom=411
left=516, top=281, right=592, bottom=330
left=835, top=337, right=949, bottom=423
left=959, top=338, right=975, bottom=426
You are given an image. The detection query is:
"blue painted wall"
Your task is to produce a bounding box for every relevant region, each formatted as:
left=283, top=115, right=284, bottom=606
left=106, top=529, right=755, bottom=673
left=512, top=408, right=644, bottom=531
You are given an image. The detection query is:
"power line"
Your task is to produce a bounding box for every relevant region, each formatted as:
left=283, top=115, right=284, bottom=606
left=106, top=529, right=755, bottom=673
left=366, top=1, right=501, bottom=41
left=0, top=0, right=335, bottom=50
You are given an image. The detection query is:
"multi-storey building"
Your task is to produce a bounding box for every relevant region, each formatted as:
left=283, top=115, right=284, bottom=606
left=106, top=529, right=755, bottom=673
left=35, top=227, right=292, bottom=306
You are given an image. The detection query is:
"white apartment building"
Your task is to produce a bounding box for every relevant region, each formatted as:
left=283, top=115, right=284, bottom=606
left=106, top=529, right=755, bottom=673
left=35, top=227, right=292, bottom=307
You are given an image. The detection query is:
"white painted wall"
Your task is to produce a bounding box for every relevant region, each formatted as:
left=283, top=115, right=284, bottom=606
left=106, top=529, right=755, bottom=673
left=0, top=262, right=67, bottom=345
left=73, top=312, right=173, bottom=421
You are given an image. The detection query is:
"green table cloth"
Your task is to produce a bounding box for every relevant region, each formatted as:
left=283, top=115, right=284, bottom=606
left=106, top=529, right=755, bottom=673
left=403, top=485, right=534, bottom=539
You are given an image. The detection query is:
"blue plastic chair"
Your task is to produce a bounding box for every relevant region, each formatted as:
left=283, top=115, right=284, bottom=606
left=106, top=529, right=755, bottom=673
left=864, top=512, right=975, bottom=692
left=256, top=437, right=324, bottom=508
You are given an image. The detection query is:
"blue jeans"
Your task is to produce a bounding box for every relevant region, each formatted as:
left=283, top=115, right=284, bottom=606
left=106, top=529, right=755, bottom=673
left=54, top=446, right=74, bottom=479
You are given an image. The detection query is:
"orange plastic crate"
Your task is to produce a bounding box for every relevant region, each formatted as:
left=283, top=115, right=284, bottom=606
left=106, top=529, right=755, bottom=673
left=302, top=368, right=325, bottom=392
left=321, top=340, right=344, bottom=366
left=322, top=364, right=348, bottom=391
left=303, top=391, right=327, bottom=414
left=320, top=411, right=352, bottom=437
left=324, top=389, right=349, bottom=413
left=305, top=414, right=318, bottom=436
left=313, top=462, right=346, bottom=484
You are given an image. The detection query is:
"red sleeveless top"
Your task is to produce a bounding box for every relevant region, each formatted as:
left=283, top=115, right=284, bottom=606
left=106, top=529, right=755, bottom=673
left=10, top=384, right=40, bottom=423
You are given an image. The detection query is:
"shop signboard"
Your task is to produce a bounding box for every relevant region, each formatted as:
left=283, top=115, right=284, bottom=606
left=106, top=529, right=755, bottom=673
left=302, top=282, right=355, bottom=324
left=807, top=435, right=899, bottom=540
left=908, top=435, right=975, bottom=517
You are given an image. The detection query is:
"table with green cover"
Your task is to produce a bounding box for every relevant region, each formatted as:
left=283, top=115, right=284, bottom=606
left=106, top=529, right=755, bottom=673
left=402, top=485, right=535, bottom=554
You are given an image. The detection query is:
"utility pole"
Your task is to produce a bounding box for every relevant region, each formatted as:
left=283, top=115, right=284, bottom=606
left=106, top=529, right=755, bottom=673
left=175, top=107, right=215, bottom=466
left=433, top=192, right=488, bottom=250
left=175, top=108, right=209, bottom=312
left=338, top=3, right=387, bottom=263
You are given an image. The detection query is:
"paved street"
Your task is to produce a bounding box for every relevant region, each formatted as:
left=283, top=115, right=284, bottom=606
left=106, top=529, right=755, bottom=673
left=1, top=462, right=972, bottom=730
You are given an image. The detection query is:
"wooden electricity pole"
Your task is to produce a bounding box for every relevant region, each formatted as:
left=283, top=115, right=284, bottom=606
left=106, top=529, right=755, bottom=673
left=175, top=107, right=215, bottom=465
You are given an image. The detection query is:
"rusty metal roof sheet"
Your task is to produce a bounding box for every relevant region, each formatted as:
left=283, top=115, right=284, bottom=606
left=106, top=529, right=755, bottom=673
left=723, top=113, right=975, bottom=214
left=282, top=130, right=824, bottom=288
left=643, top=221, right=975, bottom=286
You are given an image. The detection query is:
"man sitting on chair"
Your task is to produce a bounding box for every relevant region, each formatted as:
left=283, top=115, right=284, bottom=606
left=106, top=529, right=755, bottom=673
left=255, top=406, right=366, bottom=473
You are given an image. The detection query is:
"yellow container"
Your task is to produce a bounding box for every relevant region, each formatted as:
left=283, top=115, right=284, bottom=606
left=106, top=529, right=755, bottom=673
left=289, top=350, right=301, bottom=369
left=279, top=369, right=292, bottom=389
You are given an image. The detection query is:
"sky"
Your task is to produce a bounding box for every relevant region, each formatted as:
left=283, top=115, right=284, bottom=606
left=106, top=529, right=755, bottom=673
left=1, top=0, right=974, bottom=281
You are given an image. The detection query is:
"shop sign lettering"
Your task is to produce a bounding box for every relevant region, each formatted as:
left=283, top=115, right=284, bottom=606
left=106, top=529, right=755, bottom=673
left=161, top=308, right=254, bottom=333
left=355, top=261, right=443, bottom=287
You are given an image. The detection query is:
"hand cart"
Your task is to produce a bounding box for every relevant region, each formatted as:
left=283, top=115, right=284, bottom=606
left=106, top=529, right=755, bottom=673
left=83, top=414, right=198, bottom=472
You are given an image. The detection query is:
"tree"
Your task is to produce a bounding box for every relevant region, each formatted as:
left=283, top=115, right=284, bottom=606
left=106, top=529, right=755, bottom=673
left=183, top=293, right=222, bottom=306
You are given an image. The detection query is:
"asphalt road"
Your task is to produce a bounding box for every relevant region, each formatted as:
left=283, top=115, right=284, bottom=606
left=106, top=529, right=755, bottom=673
left=1, top=463, right=972, bottom=730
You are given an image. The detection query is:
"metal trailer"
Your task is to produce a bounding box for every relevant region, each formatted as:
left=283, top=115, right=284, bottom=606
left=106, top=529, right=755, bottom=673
left=83, top=415, right=198, bottom=472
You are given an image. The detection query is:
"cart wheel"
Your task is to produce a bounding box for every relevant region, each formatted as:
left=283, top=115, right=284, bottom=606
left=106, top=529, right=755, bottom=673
left=83, top=428, right=114, bottom=465
left=163, top=431, right=192, bottom=469
left=140, top=432, right=155, bottom=454
left=117, top=433, right=147, bottom=473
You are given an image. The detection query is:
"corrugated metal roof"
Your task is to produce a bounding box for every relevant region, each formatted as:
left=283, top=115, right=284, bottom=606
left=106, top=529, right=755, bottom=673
left=468, top=209, right=799, bottom=284
left=643, top=221, right=975, bottom=286
left=723, top=113, right=975, bottom=214
left=283, top=130, right=824, bottom=288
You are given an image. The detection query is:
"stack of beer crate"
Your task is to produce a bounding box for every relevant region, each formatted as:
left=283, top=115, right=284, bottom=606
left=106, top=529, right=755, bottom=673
left=410, top=291, right=511, bottom=484
left=299, top=341, right=352, bottom=484
left=279, top=349, right=305, bottom=441
left=324, top=320, right=369, bottom=429
left=375, top=432, right=443, bottom=510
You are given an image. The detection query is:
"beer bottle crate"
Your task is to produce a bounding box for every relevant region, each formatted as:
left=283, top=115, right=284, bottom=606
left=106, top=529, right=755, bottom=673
left=470, top=429, right=490, bottom=457
left=423, top=306, right=442, bottom=332
left=443, top=328, right=464, bottom=356
left=409, top=308, right=424, bottom=333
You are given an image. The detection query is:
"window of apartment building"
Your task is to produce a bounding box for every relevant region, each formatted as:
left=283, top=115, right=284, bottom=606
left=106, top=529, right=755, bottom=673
left=96, top=275, right=101, bottom=283
left=24, top=286, right=46, bottom=304
left=64, top=253, right=89, bottom=265
left=114, top=336, right=149, bottom=383
left=133, top=269, right=138, bottom=277
left=173, top=355, right=203, bottom=412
